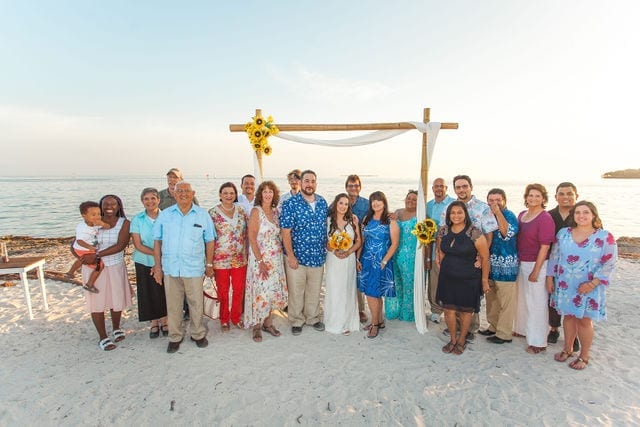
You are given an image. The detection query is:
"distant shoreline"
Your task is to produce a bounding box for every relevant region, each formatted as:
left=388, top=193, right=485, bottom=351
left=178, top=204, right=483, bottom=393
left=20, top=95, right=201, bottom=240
left=602, top=168, right=640, bottom=179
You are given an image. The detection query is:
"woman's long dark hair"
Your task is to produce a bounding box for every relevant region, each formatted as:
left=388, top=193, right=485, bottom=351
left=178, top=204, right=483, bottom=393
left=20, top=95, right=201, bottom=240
left=328, top=193, right=356, bottom=237
left=99, top=194, right=126, bottom=218
left=444, top=201, right=471, bottom=229
left=363, top=191, right=390, bottom=226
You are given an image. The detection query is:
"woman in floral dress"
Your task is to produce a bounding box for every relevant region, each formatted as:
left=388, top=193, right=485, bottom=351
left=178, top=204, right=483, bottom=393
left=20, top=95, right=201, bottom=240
left=385, top=190, right=418, bottom=321
left=209, top=182, right=247, bottom=332
left=244, top=181, right=288, bottom=342
left=546, top=201, right=617, bottom=370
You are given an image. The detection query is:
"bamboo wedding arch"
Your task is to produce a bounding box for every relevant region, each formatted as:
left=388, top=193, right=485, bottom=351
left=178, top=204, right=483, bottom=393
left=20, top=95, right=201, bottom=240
left=229, top=107, right=458, bottom=334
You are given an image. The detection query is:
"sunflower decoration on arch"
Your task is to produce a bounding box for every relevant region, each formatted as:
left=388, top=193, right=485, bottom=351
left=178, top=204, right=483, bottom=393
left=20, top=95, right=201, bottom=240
left=243, top=114, right=279, bottom=156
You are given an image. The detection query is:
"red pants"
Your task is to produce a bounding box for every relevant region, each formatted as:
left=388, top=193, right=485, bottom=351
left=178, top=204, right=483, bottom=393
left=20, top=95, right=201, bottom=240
left=214, top=266, right=247, bottom=324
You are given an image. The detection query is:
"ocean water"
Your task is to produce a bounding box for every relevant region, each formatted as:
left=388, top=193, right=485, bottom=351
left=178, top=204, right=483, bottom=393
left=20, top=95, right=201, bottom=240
left=0, top=176, right=638, bottom=239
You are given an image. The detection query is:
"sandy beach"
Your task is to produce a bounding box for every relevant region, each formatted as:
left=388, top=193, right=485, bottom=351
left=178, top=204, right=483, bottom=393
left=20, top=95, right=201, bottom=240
left=1, top=237, right=639, bottom=425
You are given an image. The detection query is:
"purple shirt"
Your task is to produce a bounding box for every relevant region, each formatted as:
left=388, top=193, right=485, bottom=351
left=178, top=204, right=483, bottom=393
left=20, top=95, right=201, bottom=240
left=516, top=210, right=555, bottom=262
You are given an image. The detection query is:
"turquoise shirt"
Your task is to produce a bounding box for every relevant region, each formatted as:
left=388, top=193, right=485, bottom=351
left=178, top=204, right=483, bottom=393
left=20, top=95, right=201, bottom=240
left=153, top=203, right=216, bottom=277
left=130, top=210, right=158, bottom=267
left=427, top=195, right=454, bottom=227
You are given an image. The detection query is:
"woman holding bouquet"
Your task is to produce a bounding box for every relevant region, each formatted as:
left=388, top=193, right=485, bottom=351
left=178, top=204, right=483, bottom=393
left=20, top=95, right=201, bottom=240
left=385, top=190, right=418, bottom=321
left=324, top=193, right=362, bottom=335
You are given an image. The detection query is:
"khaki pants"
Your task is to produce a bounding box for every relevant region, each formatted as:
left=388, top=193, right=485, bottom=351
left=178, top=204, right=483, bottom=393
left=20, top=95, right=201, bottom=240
left=428, top=262, right=443, bottom=315
left=486, top=279, right=517, bottom=340
left=285, top=264, right=324, bottom=327
left=164, top=275, right=206, bottom=342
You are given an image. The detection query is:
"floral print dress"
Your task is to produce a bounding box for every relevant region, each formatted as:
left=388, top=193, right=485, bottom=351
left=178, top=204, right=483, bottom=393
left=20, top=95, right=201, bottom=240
left=547, top=228, right=618, bottom=321
left=244, top=207, right=288, bottom=327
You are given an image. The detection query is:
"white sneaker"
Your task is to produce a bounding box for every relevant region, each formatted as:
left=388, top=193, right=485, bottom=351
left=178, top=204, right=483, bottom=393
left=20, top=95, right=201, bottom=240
left=429, top=313, right=441, bottom=324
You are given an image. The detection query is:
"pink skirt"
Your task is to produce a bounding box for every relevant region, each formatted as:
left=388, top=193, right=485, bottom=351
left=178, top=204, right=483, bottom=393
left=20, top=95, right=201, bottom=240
left=82, top=262, right=132, bottom=313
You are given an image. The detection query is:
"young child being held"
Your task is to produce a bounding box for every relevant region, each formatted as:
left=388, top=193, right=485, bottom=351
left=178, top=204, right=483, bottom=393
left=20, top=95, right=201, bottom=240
left=66, top=201, right=111, bottom=293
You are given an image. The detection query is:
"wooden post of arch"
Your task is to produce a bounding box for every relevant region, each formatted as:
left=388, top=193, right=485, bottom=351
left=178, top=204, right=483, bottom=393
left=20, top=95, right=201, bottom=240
left=421, top=107, right=430, bottom=201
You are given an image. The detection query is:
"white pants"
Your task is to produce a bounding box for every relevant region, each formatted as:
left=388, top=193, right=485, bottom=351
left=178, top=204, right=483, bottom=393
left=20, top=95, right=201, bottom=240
left=514, top=261, right=549, bottom=347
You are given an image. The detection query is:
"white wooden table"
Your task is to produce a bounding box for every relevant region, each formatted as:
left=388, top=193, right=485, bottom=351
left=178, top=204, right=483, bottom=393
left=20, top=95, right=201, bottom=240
left=0, top=257, right=48, bottom=320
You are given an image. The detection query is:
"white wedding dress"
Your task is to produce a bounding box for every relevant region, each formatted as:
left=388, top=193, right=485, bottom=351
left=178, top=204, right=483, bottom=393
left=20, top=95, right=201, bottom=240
left=324, top=223, right=360, bottom=334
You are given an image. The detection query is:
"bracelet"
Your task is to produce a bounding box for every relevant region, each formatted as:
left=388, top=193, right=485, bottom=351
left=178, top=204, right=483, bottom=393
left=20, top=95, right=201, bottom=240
left=258, top=259, right=265, bottom=264
left=426, top=258, right=432, bottom=262
left=205, top=263, right=213, bottom=268
left=381, top=260, right=387, bottom=266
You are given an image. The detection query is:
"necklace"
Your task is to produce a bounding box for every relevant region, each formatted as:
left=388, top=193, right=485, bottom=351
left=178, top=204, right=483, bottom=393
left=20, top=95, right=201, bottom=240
left=220, top=204, right=235, bottom=212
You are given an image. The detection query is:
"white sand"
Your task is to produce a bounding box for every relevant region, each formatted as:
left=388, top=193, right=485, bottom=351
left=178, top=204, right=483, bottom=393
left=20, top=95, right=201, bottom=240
left=1, top=259, right=639, bottom=425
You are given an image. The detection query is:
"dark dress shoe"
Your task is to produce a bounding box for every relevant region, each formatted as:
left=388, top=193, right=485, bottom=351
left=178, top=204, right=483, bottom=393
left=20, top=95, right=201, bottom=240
left=573, top=338, right=580, bottom=352
left=487, top=335, right=512, bottom=344
left=167, top=339, right=183, bottom=353
left=312, top=321, right=325, bottom=332
left=191, top=336, right=208, bottom=348
left=547, top=329, right=560, bottom=344
left=291, top=326, right=302, bottom=336
left=478, top=329, right=496, bottom=336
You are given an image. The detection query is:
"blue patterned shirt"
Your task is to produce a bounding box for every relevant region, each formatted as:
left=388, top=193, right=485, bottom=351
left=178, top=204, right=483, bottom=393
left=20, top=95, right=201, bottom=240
left=489, top=208, right=519, bottom=281
left=441, top=196, right=498, bottom=235
left=351, top=196, right=369, bottom=221
left=281, top=192, right=329, bottom=267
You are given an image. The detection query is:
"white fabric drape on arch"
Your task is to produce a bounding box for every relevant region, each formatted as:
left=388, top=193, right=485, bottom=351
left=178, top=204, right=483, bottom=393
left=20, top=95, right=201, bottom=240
left=256, top=122, right=441, bottom=334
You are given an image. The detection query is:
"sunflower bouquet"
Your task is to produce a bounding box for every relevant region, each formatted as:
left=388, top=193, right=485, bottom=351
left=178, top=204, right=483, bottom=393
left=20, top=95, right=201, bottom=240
left=328, top=230, right=353, bottom=252
left=243, top=114, right=279, bottom=156
left=411, top=218, right=438, bottom=247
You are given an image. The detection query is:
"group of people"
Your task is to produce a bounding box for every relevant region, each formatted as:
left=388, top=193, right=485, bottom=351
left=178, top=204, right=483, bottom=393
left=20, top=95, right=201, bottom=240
left=69, top=168, right=617, bottom=369
left=428, top=176, right=617, bottom=370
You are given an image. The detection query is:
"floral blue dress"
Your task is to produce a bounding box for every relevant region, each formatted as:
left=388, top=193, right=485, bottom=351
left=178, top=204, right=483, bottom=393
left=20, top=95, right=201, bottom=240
left=358, top=219, right=396, bottom=298
left=547, top=228, right=617, bottom=321
left=385, top=217, right=416, bottom=321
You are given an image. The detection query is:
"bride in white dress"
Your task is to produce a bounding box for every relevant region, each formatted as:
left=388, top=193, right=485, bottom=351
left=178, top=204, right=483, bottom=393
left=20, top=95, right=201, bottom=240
left=324, top=193, right=362, bottom=335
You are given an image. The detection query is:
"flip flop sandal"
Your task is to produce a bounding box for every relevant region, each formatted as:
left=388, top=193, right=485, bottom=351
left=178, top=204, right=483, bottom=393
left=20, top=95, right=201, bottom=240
left=99, top=338, right=116, bottom=351
left=113, top=329, right=126, bottom=342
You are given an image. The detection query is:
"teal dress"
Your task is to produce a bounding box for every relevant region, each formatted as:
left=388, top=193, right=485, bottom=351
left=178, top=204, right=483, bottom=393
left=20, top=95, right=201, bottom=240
left=385, top=217, right=417, bottom=321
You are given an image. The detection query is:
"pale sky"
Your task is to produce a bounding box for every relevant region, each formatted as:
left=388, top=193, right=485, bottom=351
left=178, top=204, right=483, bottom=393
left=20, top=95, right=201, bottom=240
left=1, top=1, right=638, bottom=183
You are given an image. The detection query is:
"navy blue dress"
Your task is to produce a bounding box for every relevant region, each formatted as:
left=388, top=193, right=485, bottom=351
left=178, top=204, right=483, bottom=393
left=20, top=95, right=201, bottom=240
left=436, top=225, right=482, bottom=312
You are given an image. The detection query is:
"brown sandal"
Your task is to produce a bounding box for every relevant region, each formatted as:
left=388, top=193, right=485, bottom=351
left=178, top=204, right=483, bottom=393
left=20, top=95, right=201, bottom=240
left=569, top=356, right=589, bottom=370
left=554, top=350, right=574, bottom=362
left=262, top=324, right=281, bottom=337
left=442, top=341, right=456, bottom=353
left=252, top=327, right=262, bottom=342
left=453, top=342, right=466, bottom=355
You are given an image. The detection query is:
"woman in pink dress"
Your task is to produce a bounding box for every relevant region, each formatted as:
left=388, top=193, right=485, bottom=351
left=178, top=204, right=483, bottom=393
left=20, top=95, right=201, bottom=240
left=81, top=195, right=132, bottom=351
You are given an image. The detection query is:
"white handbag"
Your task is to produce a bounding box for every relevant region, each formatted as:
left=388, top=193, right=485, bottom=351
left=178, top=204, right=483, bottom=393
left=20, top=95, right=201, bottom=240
left=202, top=276, right=220, bottom=320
